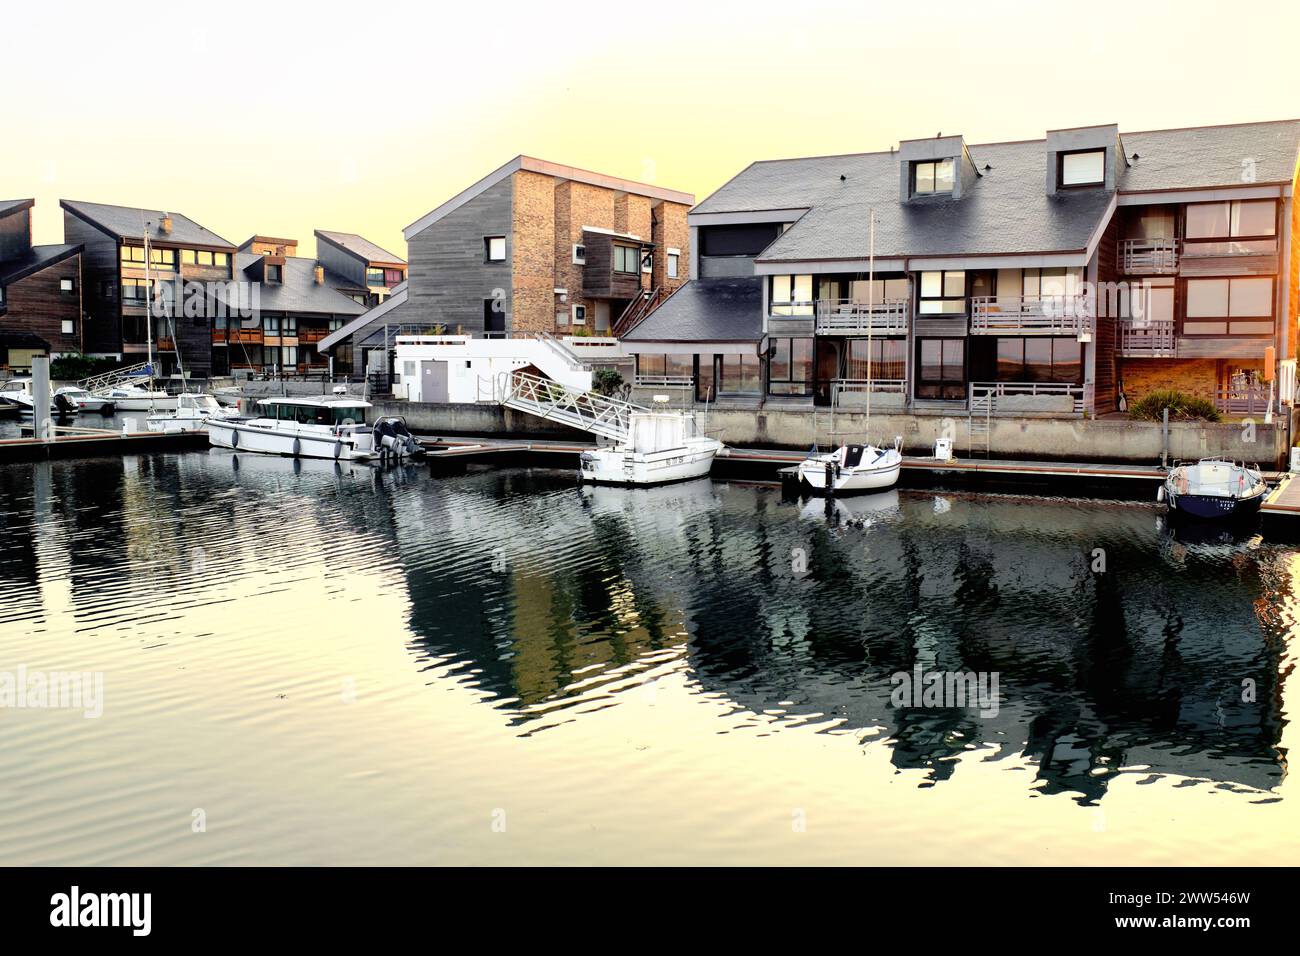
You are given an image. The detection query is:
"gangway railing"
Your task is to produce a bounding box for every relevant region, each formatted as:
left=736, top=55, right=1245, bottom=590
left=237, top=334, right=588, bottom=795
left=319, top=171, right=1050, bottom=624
left=498, top=370, right=643, bottom=442
left=78, top=361, right=153, bottom=393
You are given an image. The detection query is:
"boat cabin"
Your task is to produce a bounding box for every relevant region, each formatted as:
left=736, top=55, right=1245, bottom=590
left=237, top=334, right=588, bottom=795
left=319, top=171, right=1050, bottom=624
left=255, top=398, right=371, bottom=427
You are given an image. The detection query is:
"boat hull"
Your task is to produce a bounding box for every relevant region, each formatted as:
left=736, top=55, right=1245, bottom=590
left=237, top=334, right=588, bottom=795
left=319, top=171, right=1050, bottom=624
left=799, top=452, right=902, bottom=494
left=1166, top=490, right=1264, bottom=520
left=579, top=442, right=719, bottom=486
left=107, top=396, right=180, bottom=411
left=206, top=419, right=378, bottom=461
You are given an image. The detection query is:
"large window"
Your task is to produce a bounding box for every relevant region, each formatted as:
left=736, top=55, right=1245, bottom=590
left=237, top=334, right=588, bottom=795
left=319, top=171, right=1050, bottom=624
left=1059, top=149, right=1105, bottom=187
left=916, top=338, right=965, bottom=400
left=1184, top=277, right=1274, bottom=336
left=719, top=352, right=760, bottom=394
left=846, top=339, right=905, bottom=380
left=636, top=353, right=692, bottom=381
left=1185, top=200, right=1276, bottom=239
left=770, top=274, right=813, bottom=316
left=847, top=277, right=909, bottom=304
left=992, top=337, right=1082, bottom=383
left=613, top=245, right=641, bottom=274
left=919, top=270, right=966, bottom=314
left=768, top=337, right=813, bottom=395
left=912, top=159, right=955, bottom=196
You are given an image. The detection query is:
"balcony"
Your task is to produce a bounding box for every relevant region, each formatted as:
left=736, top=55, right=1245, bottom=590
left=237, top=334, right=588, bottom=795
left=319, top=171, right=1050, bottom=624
left=970, top=381, right=1087, bottom=416
left=830, top=378, right=906, bottom=410
left=814, top=299, right=909, bottom=335
left=227, top=328, right=264, bottom=345
left=1118, top=237, right=1178, bottom=274
left=298, top=327, right=331, bottom=344
left=970, top=296, right=1093, bottom=334
left=1213, top=385, right=1276, bottom=417
left=1119, top=318, right=1176, bottom=357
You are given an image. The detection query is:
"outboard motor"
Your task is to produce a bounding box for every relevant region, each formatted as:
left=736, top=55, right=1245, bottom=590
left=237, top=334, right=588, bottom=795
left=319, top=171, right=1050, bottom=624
left=373, top=417, right=425, bottom=459
left=54, top=392, right=76, bottom=416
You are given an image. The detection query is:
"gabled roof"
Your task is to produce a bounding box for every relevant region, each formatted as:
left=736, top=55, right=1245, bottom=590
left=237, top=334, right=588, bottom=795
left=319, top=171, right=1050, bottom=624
left=693, top=119, right=1300, bottom=263
left=221, top=253, right=368, bottom=316
left=403, top=155, right=696, bottom=241
left=0, top=244, right=82, bottom=286
left=0, top=199, right=34, bottom=220
left=317, top=283, right=407, bottom=351
left=314, top=230, right=406, bottom=267
left=621, top=278, right=763, bottom=343
left=60, top=200, right=235, bottom=249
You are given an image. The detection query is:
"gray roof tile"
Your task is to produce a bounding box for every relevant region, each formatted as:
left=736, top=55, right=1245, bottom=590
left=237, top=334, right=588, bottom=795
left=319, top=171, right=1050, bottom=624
left=314, top=230, right=406, bottom=265
left=621, top=278, right=763, bottom=342
left=61, top=200, right=235, bottom=248
left=228, top=253, right=367, bottom=316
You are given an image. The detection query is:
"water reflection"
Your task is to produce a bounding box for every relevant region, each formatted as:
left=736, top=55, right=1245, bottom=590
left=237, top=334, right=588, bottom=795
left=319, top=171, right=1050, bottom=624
left=0, top=454, right=1290, bottom=808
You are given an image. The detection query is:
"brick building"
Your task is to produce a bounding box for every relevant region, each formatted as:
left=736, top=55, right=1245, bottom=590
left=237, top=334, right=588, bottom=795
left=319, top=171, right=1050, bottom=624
left=0, top=199, right=83, bottom=371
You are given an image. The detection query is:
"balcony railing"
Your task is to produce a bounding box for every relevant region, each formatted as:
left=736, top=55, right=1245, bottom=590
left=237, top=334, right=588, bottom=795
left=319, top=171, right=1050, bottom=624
left=1181, top=237, right=1279, bottom=259
left=970, top=296, right=1093, bottom=334
left=1119, top=237, right=1179, bottom=274
left=633, top=374, right=694, bottom=388
left=1119, top=318, right=1176, bottom=357
left=970, top=381, right=1087, bottom=415
left=814, top=299, right=909, bottom=334
left=1214, top=385, right=1276, bottom=416
left=831, top=378, right=906, bottom=407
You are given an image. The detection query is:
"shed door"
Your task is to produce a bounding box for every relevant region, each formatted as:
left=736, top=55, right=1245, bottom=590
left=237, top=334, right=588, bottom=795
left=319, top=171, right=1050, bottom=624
left=421, top=361, right=448, bottom=403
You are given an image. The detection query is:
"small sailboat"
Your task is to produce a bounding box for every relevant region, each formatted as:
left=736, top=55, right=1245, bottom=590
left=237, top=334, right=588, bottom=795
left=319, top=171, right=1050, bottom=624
left=1160, top=458, right=1267, bottom=519
left=146, top=393, right=238, bottom=433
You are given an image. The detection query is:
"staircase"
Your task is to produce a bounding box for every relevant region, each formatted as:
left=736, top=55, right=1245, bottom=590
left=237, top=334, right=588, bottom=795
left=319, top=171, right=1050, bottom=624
left=968, top=389, right=992, bottom=458
left=612, top=287, right=668, bottom=338
left=79, top=361, right=153, bottom=393
left=499, top=370, right=642, bottom=442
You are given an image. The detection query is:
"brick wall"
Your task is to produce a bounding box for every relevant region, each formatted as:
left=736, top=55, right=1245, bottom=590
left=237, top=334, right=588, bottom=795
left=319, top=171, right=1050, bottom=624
left=1, top=254, right=83, bottom=360
left=1119, top=357, right=1265, bottom=403
left=651, top=200, right=691, bottom=295
left=511, top=170, right=556, bottom=333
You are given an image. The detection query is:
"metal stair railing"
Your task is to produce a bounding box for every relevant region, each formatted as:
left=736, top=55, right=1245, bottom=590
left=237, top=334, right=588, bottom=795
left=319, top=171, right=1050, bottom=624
left=499, top=370, right=643, bottom=442
left=968, top=386, right=993, bottom=458
left=78, top=361, right=154, bottom=393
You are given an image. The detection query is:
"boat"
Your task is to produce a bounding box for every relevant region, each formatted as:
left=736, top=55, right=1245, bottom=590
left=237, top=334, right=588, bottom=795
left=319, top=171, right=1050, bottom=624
left=578, top=407, right=722, bottom=486
left=0, top=378, right=56, bottom=415
left=798, top=439, right=903, bottom=494
left=204, top=397, right=412, bottom=461
left=96, top=381, right=181, bottom=411
left=146, top=393, right=238, bottom=433
left=54, top=386, right=115, bottom=415
left=1159, top=458, right=1267, bottom=519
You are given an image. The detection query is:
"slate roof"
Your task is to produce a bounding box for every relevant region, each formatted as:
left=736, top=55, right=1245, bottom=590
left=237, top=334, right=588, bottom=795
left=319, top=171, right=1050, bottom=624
left=317, top=284, right=408, bottom=352
left=621, top=278, right=763, bottom=343
left=693, top=119, right=1300, bottom=263
left=61, top=200, right=235, bottom=249
left=0, top=244, right=81, bottom=286
left=314, top=230, right=406, bottom=266
left=0, top=199, right=34, bottom=219
left=226, top=253, right=368, bottom=316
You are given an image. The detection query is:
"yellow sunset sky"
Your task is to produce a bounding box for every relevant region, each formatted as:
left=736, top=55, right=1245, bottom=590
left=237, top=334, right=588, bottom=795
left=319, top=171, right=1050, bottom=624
left=4, top=0, right=1299, bottom=258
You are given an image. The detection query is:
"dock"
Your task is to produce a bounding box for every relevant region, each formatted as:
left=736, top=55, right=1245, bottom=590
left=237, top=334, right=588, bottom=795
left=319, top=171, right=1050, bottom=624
left=0, top=427, right=207, bottom=463
left=1261, top=472, right=1300, bottom=532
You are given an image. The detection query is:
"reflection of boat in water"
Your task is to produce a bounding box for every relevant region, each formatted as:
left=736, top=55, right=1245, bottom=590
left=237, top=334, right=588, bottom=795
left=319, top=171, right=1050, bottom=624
left=218, top=450, right=372, bottom=480
left=799, top=488, right=900, bottom=525
left=579, top=475, right=718, bottom=518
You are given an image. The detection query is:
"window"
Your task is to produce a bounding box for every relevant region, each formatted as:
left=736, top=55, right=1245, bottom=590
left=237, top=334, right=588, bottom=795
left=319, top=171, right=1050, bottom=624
left=196, top=250, right=214, bottom=266
left=572, top=244, right=586, bottom=264
left=847, top=277, right=909, bottom=304
left=991, top=337, right=1082, bottom=383
left=60, top=278, right=75, bottom=293
left=367, top=267, right=385, bottom=286
left=484, top=298, right=505, bottom=333
left=916, top=338, right=965, bottom=399
left=572, top=304, right=586, bottom=325
left=1184, top=277, right=1274, bottom=335
left=62, top=319, right=75, bottom=335
left=641, top=251, right=653, bottom=274
left=1185, top=200, right=1276, bottom=239
left=912, top=158, right=955, bottom=196
left=1059, top=149, right=1105, bottom=187
left=719, top=352, right=761, bottom=394
left=214, top=252, right=229, bottom=268
left=121, top=278, right=152, bottom=301
left=282, top=316, right=297, bottom=334
left=281, top=346, right=298, bottom=368
left=919, top=270, right=966, bottom=314
left=181, top=249, right=196, bottom=265
left=102, top=281, right=116, bottom=299
left=614, top=245, right=640, bottom=274
left=264, top=316, right=280, bottom=334
left=667, top=251, right=680, bottom=279
left=768, top=337, right=813, bottom=396
left=846, top=339, right=906, bottom=381
left=699, top=223, right=782, bottom=257
left=637, top=354, right=689, bottom=379
left=150, top=248, right=176, bottom=268
left=485, top=236, right=506, bottom=262
left=770, top=274, right=813, bottom=316
left=266, top=264, right=282, bottom=283
left=384, top=268, right=404, bottom=285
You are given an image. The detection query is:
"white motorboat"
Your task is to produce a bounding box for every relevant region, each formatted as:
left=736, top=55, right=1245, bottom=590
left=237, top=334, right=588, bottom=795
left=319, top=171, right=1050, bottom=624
left=0, top=378, right=56, bottom=415
left=54, top=386, right=114, bottom=415
left=798, top=438, right=903, bottom=494
left=578, top=408, right=722, bottom=486
left=147, top=393, right=239, bottom=433
left=206, top=397, right=390, bottom=461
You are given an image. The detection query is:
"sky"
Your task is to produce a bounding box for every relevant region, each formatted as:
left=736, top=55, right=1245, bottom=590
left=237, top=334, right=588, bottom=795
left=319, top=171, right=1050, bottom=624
left=4, top=0, right=1299, bottom=258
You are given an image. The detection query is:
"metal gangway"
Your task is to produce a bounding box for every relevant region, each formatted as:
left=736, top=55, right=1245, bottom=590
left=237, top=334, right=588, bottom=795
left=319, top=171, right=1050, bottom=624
left=496, top=369, right=642, bottom=442
left=78, top=361, right=154, bottom=393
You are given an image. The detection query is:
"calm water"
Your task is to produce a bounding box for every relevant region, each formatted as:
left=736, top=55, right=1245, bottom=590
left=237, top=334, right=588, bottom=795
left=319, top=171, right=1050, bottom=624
left=1, top=452, right=1298, bottom=865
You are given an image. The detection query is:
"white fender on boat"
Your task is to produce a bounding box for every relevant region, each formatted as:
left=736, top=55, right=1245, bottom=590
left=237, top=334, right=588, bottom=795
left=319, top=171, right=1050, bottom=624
left=1156, top=485, right=1165, bottom=503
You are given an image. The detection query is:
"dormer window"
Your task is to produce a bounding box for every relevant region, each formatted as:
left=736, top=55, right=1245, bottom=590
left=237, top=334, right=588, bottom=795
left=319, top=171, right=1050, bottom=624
left=1059, top=149, right=1105, bottom=187
left=912, top=158, right=955, bottom=196
left=266, top=264, right=282, bottom=284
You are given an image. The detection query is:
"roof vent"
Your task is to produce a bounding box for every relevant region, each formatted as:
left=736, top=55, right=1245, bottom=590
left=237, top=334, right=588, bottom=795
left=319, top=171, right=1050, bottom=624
left=840, top=174, right=847, bottom=181
left=313, top=264, right=325, bottom=285
left=159, top=213, right=173, bottom=235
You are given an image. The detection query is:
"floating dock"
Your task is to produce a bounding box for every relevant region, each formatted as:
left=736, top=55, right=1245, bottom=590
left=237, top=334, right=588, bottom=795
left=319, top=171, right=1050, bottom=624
left=0, top=428, right=206, bottom=463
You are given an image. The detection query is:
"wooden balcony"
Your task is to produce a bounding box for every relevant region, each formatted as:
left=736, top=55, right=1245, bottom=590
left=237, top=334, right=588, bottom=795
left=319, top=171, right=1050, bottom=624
left=1119, top=318, right=1176, bottom=357
left=814, top=299, right=909, bottom=335
left=227, top=328, right=264, bottom=345
left=1214, top=385, right=1276, bottom=416
left=1118, top=237, right=1178, bottom=274
left=970, top=296, right=1093, bottom=334
left=298, top=327, right=330, bottom=344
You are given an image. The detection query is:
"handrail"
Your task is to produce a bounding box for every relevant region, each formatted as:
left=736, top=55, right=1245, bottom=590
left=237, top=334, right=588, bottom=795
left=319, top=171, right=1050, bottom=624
left=499, top=369, right=645, bottom=442
left=78, top=361, right=153, bottom=392
left=1118, top=237, right=1179, bottom=273
left=970, top=295, right=1093, bottom=333
left=815, top=298, right=909, bottom=333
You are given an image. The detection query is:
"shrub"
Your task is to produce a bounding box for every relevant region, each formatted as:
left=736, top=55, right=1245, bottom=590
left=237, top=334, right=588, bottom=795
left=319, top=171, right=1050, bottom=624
left=49, top=353, right=120, bottom=381
left=1128, top=389, right=1221, bottom=422
left=593, top=368, right=625, bottom=397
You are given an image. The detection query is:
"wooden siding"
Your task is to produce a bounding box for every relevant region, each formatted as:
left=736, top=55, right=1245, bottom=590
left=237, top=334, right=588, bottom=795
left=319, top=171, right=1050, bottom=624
left=0, top=254, right=82, bottom=357
left=62, top=212, right=121, bottom=355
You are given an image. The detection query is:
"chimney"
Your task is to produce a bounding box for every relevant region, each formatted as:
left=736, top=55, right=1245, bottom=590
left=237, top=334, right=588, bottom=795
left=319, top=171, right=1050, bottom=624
left=159, top=213, right=173, bottom=235
left=313, top=264, right=325, bottom=285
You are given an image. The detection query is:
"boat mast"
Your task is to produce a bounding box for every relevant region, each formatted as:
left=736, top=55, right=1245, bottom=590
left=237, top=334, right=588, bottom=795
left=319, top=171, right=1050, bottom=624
left=143, top=224, right=154, bottom=376
left=866, top=207, right=874, bottom=427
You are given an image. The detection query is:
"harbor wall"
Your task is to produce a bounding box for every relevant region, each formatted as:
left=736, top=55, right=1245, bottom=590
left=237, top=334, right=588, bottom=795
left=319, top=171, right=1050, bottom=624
left=378, top=400, right=1296, bottom=466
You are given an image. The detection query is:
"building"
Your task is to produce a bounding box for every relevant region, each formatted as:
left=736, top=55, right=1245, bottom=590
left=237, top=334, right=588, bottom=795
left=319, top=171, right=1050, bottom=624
left=624, top=120, right=1300, bottom=418
left=213, top=242, right=368, bottom=376
left=0, top=199, right=84, bottom=371
left=314, top=230, right=407, bottom=307
left=61, top=200, right=237, bottom=377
